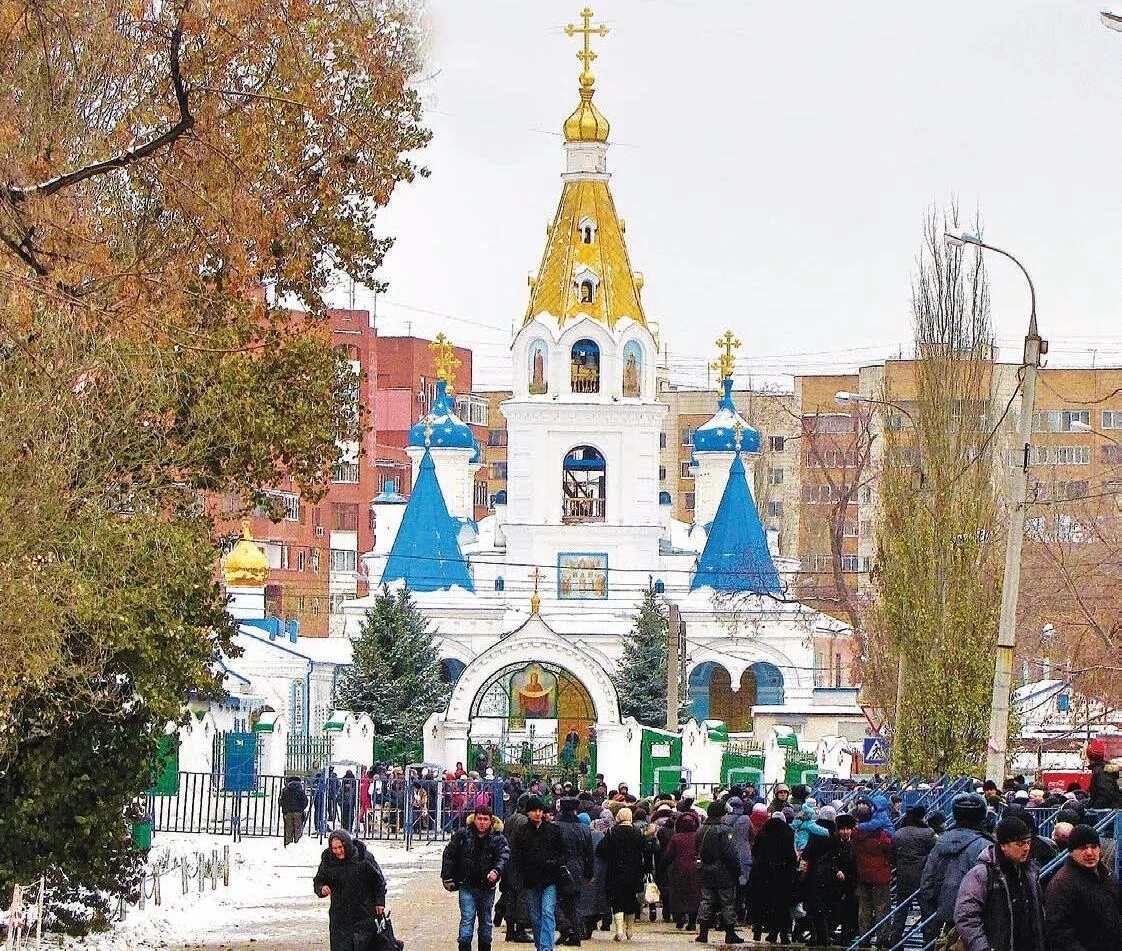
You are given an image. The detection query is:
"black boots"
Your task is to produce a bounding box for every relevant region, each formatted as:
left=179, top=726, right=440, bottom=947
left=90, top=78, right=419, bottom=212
left=695, top=925, right=709, bottom=943
left=724, top=928, right=746, bottom=945
left=459, top=942, right=471, bottom=951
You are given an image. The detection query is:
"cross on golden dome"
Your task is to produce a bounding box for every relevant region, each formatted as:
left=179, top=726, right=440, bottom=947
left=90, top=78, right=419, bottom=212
left=711, top=330, right=741, bottom=383
left=429, top=332, right=462, bottom=392
left=565, top=7, right=609, bottom=88
left=530, top=566, right=544, bottom=614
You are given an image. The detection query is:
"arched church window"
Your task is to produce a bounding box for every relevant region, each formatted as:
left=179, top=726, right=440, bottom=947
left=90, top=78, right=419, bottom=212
left=562, top=445, right=606, bottom=523
left=527, top=340, right=548, bottom=395
left=570, top=339, right=600, bottom=394
left=579, top=217, right=597, bottom=245
left=622, top=340, right=643, bottom=397
left=579, top=281, right=595, bottom=303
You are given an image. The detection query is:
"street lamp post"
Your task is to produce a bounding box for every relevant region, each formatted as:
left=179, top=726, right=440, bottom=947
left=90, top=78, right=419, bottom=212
left=944, top=231, right=1048, bottom=784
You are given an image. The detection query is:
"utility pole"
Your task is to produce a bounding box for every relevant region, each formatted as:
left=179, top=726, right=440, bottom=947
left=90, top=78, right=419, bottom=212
left=667, top=602, right=682, bottom=731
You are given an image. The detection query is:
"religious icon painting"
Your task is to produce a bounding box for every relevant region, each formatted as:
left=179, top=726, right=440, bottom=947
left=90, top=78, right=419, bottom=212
left=621, top=340, right=643, bottom=397
left=509, top=663, right=558, bottom=719
left=528, top=339, right=548, bottom=394
left=557, top=552, right=608, bottom=599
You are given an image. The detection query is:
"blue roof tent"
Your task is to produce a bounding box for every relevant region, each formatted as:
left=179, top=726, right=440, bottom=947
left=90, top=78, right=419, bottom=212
left=381, top=450, right=475, bottom=592
left=693, top=378, right=761, bottom=453
left=690, top=453, right=781, bottom=594
left=407, top=379, right=476, bottom=450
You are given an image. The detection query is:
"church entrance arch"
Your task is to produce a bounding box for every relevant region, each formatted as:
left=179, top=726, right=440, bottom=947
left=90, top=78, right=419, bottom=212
left=688, top=661, right=785, bottom=733
left=468, top=661, right=596, bottom=773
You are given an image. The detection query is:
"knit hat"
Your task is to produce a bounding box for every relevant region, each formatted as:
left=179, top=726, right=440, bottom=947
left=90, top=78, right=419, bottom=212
left=995, top=815, right=1033, bottom=845
left=1087, top=739, right=1106, bottom=761
left=835, top=813, right=856, bottom=830
left=1067, top=824, right=1100, bottom=851
left=904, top=805, right=927, bottom=826
left=727, top=796, right=744, bottom=815
left=524, top=795, right=546, bottom=812
left=782, top=806, right=796, bottom=823
left=616, top=807, right=633, bottom=825
left=819, top=806, right=837, bottom=822
left=751, top=802, right=768, bottom=815
left=707, top=800, right=728, bottom=819
left=577, top=812, right=591, bottom=827
left=559, top=797, right=579, bottom=814
left=951, top=792, right=988, bottom=824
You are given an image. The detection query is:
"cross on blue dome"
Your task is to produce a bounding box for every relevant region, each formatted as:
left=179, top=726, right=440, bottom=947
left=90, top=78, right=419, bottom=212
left=692, top=378, right=761, bottom=453
left=407, top=379, right=477, bottom=451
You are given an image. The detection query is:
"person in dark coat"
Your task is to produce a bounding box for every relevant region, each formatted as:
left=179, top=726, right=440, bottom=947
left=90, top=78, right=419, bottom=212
left=851, top=810, right=893, bottom=946
left=801, top=818, right=844, bottom=947
left=510, top=795, right=566, bottom=951
left=596, top=806, right=650, bottom=940
left=327, top=766, right=342, bottom=824
left=919, top=793, right=992, bottom=939
left=885, top=806, right=935, bottom=945
left=578, top=815, right=610, bottom=939
left=280, top=776, right=309, bottom=846
left=500, top=794, right=533, bottom=944
left=313, top=829, right=387, bottom=951
left=555, top=798, right=594, bottom=946
left=697, top=801, right=746, bottom=945
left=340, top=770, right=358, bottom=833
left=1085, top=739, right=1122, bottom=808
left=749, top=809, right=797, bottom=944
left=834, top=814, right=860, bottom=944
left=441, top=805, right=511, bottom=951
left=954, top=816, right=1046, bottom=951
left=1044, top=825, right=1122, bottom=951
left=658, top=809, right=702, bottom=930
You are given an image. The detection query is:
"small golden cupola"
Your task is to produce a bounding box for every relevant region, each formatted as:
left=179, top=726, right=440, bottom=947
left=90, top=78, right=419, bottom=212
left=524, top=7, right=647, bottom=332
left=222, top=520, right=269, bottom=587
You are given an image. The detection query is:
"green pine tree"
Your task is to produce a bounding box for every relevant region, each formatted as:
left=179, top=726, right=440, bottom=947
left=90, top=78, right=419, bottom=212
left=336, top=585, right=449, bottom=742
left=613, top=588, right=688, bottom=727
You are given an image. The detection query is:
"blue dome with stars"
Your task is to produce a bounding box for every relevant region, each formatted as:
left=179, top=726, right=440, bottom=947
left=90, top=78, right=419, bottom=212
left=693, top=378, right=760, bottom=453
left=407, top=379, right=476, bottom=450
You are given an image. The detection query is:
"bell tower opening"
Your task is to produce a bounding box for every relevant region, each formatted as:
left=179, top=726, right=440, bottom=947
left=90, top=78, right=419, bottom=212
left=562, top=445, right=606, bottom=523
left=570, top=338, right=600, bottom=393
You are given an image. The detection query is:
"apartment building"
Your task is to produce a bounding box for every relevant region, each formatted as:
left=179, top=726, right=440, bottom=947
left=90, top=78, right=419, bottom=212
left=476, top=390, right=513, bottom=508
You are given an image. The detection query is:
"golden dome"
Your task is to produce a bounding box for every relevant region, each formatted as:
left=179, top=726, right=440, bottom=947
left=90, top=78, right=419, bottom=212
left=564, top=87, right=610, bottom=143
left=223, top=520, right=269, bottom=587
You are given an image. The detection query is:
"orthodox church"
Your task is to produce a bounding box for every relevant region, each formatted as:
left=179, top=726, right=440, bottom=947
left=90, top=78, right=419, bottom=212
left=331, top=12, right=863, bottom=784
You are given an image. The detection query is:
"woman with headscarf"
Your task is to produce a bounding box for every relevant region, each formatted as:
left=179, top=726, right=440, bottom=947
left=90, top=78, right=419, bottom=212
left=658, top=809, right=702, bottom=931
left=313, top=829, right=387, bottom=951
left=750, top=810, right=798, bottom=943
left=596, top=806, right=651, bottom=940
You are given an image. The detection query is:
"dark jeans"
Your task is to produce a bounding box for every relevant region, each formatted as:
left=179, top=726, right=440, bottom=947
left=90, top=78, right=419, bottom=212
left=458, top=886, right=496, bottom=947
left=698, top=884, right=738, bottom=930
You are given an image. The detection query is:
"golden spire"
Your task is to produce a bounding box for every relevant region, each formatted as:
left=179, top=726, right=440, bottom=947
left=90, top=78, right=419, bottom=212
left=712, top=330, right=741, bottom=384
left=563, top=8, right=611, bottom=143
left=530, top=566, right=543, bottom=615
left=222, top=519, right=270, bottom=587
left=429, top=333, right=462, bottom=392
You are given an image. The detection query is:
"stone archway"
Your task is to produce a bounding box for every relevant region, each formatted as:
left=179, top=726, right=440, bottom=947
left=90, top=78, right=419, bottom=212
left=688, top=660, right=784, bottom=732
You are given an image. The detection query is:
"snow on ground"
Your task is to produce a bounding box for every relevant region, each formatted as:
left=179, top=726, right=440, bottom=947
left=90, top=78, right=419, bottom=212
left=57, top=833, right=442, bottom=949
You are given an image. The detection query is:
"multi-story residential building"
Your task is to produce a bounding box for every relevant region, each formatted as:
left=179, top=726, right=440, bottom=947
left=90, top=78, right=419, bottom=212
left=476, top=390, right=513, bottom=508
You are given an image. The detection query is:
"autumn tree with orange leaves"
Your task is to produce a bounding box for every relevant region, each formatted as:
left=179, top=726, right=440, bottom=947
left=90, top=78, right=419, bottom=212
left=0, top=0, right=428, bottom=926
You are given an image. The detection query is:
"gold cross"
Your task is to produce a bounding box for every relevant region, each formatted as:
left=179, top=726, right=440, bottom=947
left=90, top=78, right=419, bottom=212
left=423, top=419, right=434, bottom=447
left=530, top=566, right=544, bottom=614
left=733, top=420, right=744, bottom=453
left=429, top=332, right=462, bottom=391
left=565, top=7, right=609, bottom=85
left=711, top=330, right=741, bottom=383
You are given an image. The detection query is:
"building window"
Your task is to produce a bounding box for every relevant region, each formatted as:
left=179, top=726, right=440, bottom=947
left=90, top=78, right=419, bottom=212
left=680, top=461, right=693, bottom=479
left=860, top=519, right=873, bottom=538
left=381, top=478, right=399, bottom=494
left=487, top=428, right=507, bottom=447
left=490, top=461, right=508, bottom=481
left=841, top=555, right=860, bottom=572
left=261, top=491, right=301, bottom=522
left=860, top=486, right=873, bottom=504
left=332, top=461, right=360, bottom=483
left=1104, top=445, right=1122, bottom=464
left=1034, top=410, right=1090, bottom=433
left=330, top=549, right=357, bottom=573
left=296, top=549, right=306, bottom=572
left=310, top=549, right=320, bottom=573
left=311, top=598, right=321, bottom=617
left=660, top=432, right=668, bottom=449
left=659, top=465, right=667, bottom=481
left=684, top=492, right=695, bottom=511
left=681, top=427, right=696, bottom=447
left=768, top=435, right=786, bottom=452
left=767, top=500, right=784, bottom=518
left=768, top=468, right=784, bottom=485
left=1103, top=410, right=1122, bottom=430
left=455, top=394, right=489, bottom=426
left=562, top=445, right=606, bottom=522
left=843, top=520, right=859, bottom=537
left=570, top=339, right=601, bottom=393
left=328, top=591, right=355, bottom=614
left=473, top=480, right=489, bottom=508
left=331, top=502, right=359, bottom=532
left=579, top=217, right=597, bottom=244
left=1029, top=445, right=1091, bottom=466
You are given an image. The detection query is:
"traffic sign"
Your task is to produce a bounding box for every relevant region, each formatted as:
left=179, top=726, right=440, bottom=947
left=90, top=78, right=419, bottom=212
left=863, top=736, right=889, bottom=766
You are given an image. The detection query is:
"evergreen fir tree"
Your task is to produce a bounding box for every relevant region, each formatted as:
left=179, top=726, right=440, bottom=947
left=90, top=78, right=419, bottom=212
left=336, top=585, right=449, bottom=741
left=613, top=587, right=687, bottom=727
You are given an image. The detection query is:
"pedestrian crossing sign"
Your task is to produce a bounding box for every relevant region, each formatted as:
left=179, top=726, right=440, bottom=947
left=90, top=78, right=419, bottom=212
left=863, top=736, right=889, bottom=766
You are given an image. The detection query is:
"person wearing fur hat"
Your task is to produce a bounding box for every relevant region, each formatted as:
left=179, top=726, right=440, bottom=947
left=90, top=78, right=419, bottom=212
left=313, top=829, right=387, bottom=951
left=953, top=815, right=1045, bottom=951
left=1044, top=824, right=1122, bottom=951
left=696, top=800, right=746, bottom=944
left=596, top=806, right=650, bottom=941
left=1086, top=739, right=1122, bottom=808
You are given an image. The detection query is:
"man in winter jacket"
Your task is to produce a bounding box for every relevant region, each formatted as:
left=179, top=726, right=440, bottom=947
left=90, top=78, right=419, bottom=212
left=279, top=776, right=309, bottom=846
left=954, top=815, right=1046, bottom=951
left=696, top=801, right=746, bottom=945
left=442, top=805, right=511, bottom=951
left=510, top=795, right=567, bottom=951
left=555, top=798, right=594, bottom=946
left=1044, top=825, right=1122, bottom=951
left=1085, top=740, right=1122, bottom=808
left=851, top=802, right=893, bottom=945
left=313, top=829, right=387, bottom=951
left=885, top=806, right=935, bottom=945
left=919, top=793, right=993, bottom=937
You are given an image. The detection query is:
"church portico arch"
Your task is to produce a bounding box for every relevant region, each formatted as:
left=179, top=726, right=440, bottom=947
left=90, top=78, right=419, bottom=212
left=687, top=651, right=791, bottom=733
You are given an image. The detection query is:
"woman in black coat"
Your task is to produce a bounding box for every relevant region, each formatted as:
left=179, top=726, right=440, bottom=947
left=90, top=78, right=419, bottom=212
left=749, top=812, right=798, bottom=942
left=800, top=819, right=843, bottom=946
left=596, top=807, right=652, bottom=938
left=313, top=830, right=388, bottom=951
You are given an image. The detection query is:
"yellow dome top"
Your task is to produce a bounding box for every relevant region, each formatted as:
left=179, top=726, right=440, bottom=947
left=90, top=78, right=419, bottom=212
left=564, top=86, right=610, bottom=143
left=223, top=520, right=269, bottom=587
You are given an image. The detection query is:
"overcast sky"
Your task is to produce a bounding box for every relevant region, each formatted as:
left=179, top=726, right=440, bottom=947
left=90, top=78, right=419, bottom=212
left=342, top=1, right=1122, bottom=390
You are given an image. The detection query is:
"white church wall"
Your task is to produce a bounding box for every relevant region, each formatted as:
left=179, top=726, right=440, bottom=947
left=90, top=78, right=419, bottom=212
left=680, top=720, right=724, bottom=788
left=178, top=713, right=219, bottom=774
left=256, top=713, right=289, bottom=776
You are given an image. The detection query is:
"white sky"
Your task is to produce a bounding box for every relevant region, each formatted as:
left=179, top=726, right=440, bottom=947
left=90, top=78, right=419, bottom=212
left=340, top=1, right=1122, bottom=389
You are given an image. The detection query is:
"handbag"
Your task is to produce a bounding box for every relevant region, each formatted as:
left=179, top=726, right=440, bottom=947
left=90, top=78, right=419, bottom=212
left=643, top=876, right=660, bottom=905
left=354, top=913, right=404, bottom=951
left=556, top=864, right=579, bottom=896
